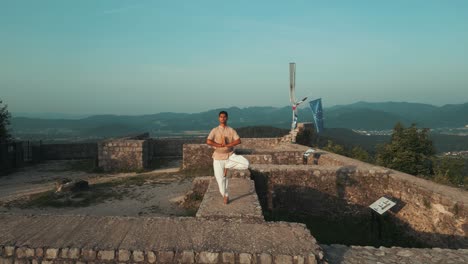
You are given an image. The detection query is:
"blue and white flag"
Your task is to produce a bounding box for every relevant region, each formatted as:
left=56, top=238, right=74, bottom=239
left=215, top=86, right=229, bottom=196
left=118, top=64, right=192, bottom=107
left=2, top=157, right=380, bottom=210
left=309, top=98, right=324, bottom=133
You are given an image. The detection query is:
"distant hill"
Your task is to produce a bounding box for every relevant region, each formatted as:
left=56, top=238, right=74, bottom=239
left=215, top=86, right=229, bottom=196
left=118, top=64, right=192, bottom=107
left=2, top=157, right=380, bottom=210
left=10, top=102, right=468, bottom=142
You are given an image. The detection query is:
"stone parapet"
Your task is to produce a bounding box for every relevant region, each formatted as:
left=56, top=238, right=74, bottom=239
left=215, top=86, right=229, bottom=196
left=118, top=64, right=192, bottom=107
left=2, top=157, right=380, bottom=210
left=322, top=244, right=468, bottom=263
left=250, top=163, right=468, bottom=248
left=0, top=214, right=324, bottom=264
left=98, top=139, right=149, bottom=171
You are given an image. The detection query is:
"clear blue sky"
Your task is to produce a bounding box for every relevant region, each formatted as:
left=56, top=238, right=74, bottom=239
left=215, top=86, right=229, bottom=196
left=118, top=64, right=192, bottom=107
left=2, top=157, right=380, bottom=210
left=1, top=0, right=468, bottom=115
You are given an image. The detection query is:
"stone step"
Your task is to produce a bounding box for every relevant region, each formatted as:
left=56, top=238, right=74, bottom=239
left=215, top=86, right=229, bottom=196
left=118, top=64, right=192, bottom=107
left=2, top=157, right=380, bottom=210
left=0, top=214, right=323, bottom=263
left=196, top=178, right=264, bottom=222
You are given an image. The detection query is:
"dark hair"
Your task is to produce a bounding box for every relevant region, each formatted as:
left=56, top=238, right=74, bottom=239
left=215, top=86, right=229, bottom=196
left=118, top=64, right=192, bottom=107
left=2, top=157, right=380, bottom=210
left=219, top=111, right=228, bottom=117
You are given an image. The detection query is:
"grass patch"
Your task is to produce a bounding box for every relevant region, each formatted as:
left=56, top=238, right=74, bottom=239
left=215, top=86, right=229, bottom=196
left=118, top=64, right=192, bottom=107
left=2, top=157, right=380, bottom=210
left=11, top=185, right=125, bottom=208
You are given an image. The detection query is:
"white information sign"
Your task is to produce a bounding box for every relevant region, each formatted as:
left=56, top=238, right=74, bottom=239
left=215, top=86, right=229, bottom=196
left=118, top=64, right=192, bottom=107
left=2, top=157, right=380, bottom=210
left=369, top=197, right=396, bottom=215
left=303, top=148, right=315, bottom=157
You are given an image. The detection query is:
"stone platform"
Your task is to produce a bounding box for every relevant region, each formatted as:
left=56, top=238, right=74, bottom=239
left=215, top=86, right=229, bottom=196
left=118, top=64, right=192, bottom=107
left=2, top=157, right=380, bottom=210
left=196, top=178, right=264, bottom=222
left=0, top=214, right=323, bottom=263
left=322, top=244, right=468, bottom=264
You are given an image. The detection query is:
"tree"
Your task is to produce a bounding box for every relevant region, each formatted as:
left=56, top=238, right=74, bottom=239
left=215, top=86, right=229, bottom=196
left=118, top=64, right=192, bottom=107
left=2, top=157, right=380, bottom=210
left=432, top=156, right=467, bottom=188
left=323, top=140, right=346, bottom=155
left=350, top=146, right=371, bottom=163
left=376, top=122, right=435, bottom=176
left=0, top=99, right=12, bottom=143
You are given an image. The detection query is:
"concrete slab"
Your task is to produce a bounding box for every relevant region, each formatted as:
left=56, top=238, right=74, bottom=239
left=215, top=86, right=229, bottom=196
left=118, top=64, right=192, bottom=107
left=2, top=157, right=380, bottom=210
left=196, top=178, right=264, bottom=222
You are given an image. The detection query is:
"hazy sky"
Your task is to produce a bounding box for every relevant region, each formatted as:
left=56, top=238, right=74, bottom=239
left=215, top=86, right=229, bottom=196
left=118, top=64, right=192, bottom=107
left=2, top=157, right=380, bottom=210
left=1, top=1, right=468, bottom=116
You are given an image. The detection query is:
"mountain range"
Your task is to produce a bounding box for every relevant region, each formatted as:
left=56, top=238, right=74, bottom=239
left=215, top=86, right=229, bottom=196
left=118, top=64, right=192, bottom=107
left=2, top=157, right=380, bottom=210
left=11, top=102, right=468, bottom=138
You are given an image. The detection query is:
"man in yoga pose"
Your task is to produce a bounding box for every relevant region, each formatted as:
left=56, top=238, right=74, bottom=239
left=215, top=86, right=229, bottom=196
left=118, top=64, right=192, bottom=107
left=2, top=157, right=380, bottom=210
left=206, top=111, right=241, bottom=204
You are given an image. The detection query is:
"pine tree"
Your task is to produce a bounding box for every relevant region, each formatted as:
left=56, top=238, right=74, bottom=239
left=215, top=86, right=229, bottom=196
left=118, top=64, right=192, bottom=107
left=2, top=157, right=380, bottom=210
left=0, top=99, right=12, bottom=143
left=376, top=122, right=435, bottom=176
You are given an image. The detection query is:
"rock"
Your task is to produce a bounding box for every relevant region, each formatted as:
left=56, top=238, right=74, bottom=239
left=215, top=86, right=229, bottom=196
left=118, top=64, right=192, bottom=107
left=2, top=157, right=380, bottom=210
left=55, top=178, right=89, bottom=193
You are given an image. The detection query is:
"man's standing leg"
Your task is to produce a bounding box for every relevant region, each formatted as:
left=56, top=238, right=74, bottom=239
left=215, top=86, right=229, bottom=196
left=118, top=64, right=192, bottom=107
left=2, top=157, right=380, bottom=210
left=213, top=159, right=228, bottom=199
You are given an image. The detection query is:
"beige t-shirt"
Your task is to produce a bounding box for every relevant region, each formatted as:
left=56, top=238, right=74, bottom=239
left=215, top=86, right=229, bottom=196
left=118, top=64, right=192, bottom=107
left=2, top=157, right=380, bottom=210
left=207, top=125, right=240, bottom=160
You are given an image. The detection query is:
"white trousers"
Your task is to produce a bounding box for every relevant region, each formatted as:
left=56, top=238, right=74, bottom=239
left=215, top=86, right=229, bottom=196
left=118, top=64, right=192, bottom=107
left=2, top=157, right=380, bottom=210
left=213, top=159, right=228, bottom=197
left=213, top=154, right=250, bottom=197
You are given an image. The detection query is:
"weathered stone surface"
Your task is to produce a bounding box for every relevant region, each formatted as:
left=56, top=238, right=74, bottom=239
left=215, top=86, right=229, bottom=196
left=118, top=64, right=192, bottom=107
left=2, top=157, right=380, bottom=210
left=68, top=248, right=80, bottom=259
left=307, top=254, right=317, bottom=264
left=35, top=248, right=43, bottom=258
left=222, top=252, right=235, bottom=264
left=239, top=253, right=253, bottom=264
left=118, top=249, right=131, bottom=262
left=0, top=214, right=319, bottom=258
left=3, top=247, right=14, bottom=257
left=146, top=251, right=156, bottom=263
left=45, top=248, right=59, bottom=259
left=274, top=255, right=292, bottom=264
left=294, top=255, right=305, bottom=264
left=158, top=251, right=174, bottom=263
left=250, top=161, right=468, bottom=248
left=322, top=245, right=468, bottom=264
left=132, top=250, right=145, bottom=262
left=0, top=257, right=13, bottom=264
left=97, top=250, right=115, bottom=261
left=81, top=249, right=96, bottom=261
left=98, top=138, right=149, bottom=172
left=197, top=252, right=219, bottom=263
left=196, top=178, right=264, bottom=222
left=259, top=253, right=272, bottom=264
left=180, top=250, right=195, bottom=263
left=15, top=247, right=34, bottom=259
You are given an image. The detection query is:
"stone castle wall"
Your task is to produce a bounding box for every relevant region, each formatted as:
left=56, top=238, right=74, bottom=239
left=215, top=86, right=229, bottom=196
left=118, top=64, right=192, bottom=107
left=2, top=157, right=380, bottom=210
left=250, top=152, right=468, bottom=248
left=98, top=139, right=149, bottom=172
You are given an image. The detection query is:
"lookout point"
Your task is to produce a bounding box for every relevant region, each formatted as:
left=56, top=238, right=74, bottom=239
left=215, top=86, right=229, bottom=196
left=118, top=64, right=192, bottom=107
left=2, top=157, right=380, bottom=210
left=0, top=124, right=467, bottom=264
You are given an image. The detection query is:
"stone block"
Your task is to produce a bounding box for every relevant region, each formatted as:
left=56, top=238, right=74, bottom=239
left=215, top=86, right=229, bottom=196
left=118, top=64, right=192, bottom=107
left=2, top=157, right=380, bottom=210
left=197, top=251, right=219, bottom=263
left=81, top=249, right=96, bottom=261
left=4, top=247, right=15, bottom=257
left=158, top=251, right=174, bottom=263
left=98, top=250, right=115, bottom=261
left=146, top=251, right=156, bottom=263
left=275, top=255, right=292, bottom=264
left=60, top=248, right=70, bottom=259
left=294, top=255, right=305, bottom=264
left=41, top=261, right=53, bottom=264
left=35, top=248, right=43, bottom=258
left=0, top=257, right=13, bottom=264
left=15, top=247, right=34, bottom=258
left=180, top=250, right=195, bottom=263
left=259, top=253, right=272, bottom=264
left=68, top=248, right=80, bottom=259
left=45, top=248, right=59, bottom=259
left=239, top=253, right=253, bottom=264
left=132, top=250, right=145, bottom=262
left=13, top=260, right=28, bottom=264
left=222, top=252, right=235, bottom=264
left=118, top=249, right=131, bottom=262
left=307, top=254, right=317, bottom=264
left=31, top=260, right=39, bottom=264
